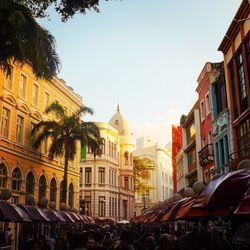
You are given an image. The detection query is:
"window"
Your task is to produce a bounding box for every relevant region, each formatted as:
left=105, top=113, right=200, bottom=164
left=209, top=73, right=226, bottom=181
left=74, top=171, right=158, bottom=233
left=98, top=196, right=105, bottom=217
left=229, top=62, right=238, bottom=119
left=39, top=175, right=47, bottom=201
left=215, top=72, right=227, bottom=116
left=246, top=37, right=250, bottom=80
left=187, top=123, right=196, bottom=144
left=109, top=141, right=111, bottom=156
left=122, top=200, right=128, bottom=219
left=98, top=167, right=105, bottom=184
left=124, top=177, right=129, bottom=189
left=124, top=152, right=129, bottom=165
left=1, top=108, right=10, bottom=138
left=85, top=167, right=92, bottom=184
left=32, top=84, right=39, bottom=107
left=26, top=172, right=35, bottom=195
left=12, top=196, right=19, bottom=204
left=16, top=115, right=24, bottom=144
left=44, top=92, right=50, bottom=109
left=30, top=123, right=36, bottom=149
left=4, top=67, right=13, bottom=90
left=101, top=138, right=105, bottom=154
left=12, top=168, right=22, bottom=191
left=237, top=51, right=248, bottom=112
left=59, top=181, right=64, bottom=204
left=50, top=178, right=57, bottom=204
left=208, top=131, right=213, bottom=144
left=205, top=93, right=211, bottom=114
left=79, top=167, right=83, bottom=187
left=237, top=118, right=250, bottom=158
left=68, top=183, right=74, bottom=208
left=0, top=163, right=7, bottom=188
left=114, top=144, right=116, bottom=159
left=85, top=196, right=91, bottom=215
left=19, top=74, right=27, bottom=98
left=200, top=100, right=205, bottom=120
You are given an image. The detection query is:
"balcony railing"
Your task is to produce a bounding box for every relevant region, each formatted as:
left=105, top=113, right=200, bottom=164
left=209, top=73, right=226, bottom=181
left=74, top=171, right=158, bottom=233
left=198, top=144, right=214, bottom=166
left=228, top=148, right=250, bottom=171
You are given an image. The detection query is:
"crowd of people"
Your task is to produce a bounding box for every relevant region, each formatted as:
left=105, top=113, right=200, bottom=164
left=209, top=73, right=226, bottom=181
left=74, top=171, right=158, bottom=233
left=13, top=218, right=250, bottom=250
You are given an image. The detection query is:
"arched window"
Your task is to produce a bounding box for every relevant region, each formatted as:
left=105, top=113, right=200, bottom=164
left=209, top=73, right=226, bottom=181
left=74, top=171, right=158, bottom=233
left=12, top=168, right=22, bottom=191
left=26, top=172, right=35, bottom=195
left=59, top=181, right=64, bottom=204
left=68, top=183, right=74, bottom=208
left=124, top=152, right=129, bottom=165
left=39, top=175, right=47, bottom=200
left=130, top=153, right=133, bottom=166
left=101, top=138, right=105, bottom=154
left=50, top=178, right=57, bottom=203
left=0, top=163, right=7, bottom=188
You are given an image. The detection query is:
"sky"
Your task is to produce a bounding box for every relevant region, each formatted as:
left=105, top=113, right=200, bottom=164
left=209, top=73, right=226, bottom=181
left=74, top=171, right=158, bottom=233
left=38, top=0, right=242, bottom=145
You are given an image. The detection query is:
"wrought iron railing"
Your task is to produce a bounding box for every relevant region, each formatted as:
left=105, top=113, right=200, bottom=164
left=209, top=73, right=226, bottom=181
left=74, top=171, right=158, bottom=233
left=228, top=148, right=250, bottom=171
left=198, top=144, right=214, bottom=166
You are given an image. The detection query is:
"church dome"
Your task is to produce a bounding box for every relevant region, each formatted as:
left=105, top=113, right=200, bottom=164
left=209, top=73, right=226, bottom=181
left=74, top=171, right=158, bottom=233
left=109, top=105, right=132, bottom=137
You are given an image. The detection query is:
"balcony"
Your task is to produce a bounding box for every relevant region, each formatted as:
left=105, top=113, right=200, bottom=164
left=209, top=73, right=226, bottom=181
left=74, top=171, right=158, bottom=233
left=228, top=148, right=250, bottom=171
left=198, top=144, right=214, bottom=166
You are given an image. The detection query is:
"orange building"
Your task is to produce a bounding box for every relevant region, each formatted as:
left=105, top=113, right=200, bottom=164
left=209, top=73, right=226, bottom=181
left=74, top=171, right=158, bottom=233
left=0, top=63, right=82, bottom=209
left=171, top=125, right=182, bottom=192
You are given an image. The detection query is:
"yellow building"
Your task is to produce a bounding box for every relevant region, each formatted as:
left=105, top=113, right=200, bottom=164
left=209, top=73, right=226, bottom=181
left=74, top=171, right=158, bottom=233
left=80, top=106, right=135, bottom=221
left=0, top=63, right=82, bottom=209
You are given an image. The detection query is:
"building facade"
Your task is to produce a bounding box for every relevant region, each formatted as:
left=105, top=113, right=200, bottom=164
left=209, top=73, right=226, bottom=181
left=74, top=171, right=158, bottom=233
left=218, top=0, right=250, bottom=170
left=180, top=101, right=202, bottom=191
left=211, top=65, right=231, bottom=174
left=0, top=63, right=82, bottom=208
left=196, top=62, right=223, bottom=183
left=134, top=138, right=173, bottom=215
left=79, top=106, right=135, bottom=221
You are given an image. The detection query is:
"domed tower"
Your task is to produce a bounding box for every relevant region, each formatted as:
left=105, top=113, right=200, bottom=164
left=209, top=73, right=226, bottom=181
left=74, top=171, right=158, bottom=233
left=109, top=105, right=135, bottom=220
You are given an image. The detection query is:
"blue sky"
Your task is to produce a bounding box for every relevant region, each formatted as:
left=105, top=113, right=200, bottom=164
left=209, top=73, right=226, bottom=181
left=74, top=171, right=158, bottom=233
left=39, top=0, right=242, bottom=145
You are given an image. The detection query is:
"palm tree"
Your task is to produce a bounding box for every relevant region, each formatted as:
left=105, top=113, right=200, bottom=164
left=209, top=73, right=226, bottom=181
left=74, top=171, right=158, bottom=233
left=32, top=101, right=101, bottom=205
left=0, top=0, right=60, bottom=79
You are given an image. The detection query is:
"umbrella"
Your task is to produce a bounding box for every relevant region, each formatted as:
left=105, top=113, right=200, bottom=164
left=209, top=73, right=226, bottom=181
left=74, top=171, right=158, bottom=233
left=58, top=211, right=75, bottom=223
left=117, top=219, right=129, bottom=224
left=193, top=169, right=250, bottom=210
left=0, top=201, right=31, bottom=222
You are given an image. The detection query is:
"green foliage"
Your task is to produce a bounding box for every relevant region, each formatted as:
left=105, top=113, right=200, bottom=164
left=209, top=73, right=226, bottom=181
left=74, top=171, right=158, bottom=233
left=17, top=0, right=113, bottom=21
left=32, top=102, right=101, bottom=202
left=0, top=0, right=60, bottom=79
left=133, top=156, right=155, bottom=195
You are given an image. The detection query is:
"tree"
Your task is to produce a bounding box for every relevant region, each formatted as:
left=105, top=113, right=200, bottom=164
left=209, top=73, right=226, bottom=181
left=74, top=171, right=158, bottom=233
left=133, top=156, right=155, bottom=195
left=18, top=0, right=113, bottom=21
left=0, top=0, right=60, bottom=79
left=32, top=101, right=101, bottom=205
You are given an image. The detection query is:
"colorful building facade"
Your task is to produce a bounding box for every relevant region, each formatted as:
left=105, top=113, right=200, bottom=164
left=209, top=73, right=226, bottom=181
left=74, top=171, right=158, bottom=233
left=211, top=65, right=231, bottom=174
left=133, top=138, right=173, bottom=215
left=79, top=106, right=135, bottom=221
left=218, top=0, right=250, bottom=170
left=196, top=62, right=223, bottom=182
left=0, top=63, right=82, bottom=208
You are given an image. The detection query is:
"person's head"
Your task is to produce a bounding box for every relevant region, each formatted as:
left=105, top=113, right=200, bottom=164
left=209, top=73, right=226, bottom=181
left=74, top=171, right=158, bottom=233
left=145, top=236, right=156, bottom=250
left=158, top=233, right=175, bottom=250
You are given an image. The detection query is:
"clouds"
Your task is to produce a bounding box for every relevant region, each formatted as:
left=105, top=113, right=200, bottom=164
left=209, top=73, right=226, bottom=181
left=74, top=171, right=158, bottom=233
left=131, top=108, right=183, bottom=145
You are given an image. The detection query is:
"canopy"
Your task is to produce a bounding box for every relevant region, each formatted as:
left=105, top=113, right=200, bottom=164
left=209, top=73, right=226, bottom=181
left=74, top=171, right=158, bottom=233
left=193, top=169, right=250, bottom=210
left=235, top=186, right=250, bottom=214
left=58, top=211, right=75, bottom=223
left=0, top=201, right=31, bottom=222
left=18, top=205, right=50, bottom=222
left=42, top=208, right=65, bottom=222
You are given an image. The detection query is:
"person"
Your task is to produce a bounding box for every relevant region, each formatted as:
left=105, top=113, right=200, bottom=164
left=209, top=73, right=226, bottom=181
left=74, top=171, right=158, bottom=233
left=157, top=233, right=175, bottom=250
left=5, top=228, right=12, bottom=246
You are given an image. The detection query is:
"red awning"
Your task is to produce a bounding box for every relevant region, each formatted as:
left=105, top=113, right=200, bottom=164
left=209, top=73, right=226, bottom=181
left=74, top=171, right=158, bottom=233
left=193, top=169, right=250, bottom=210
